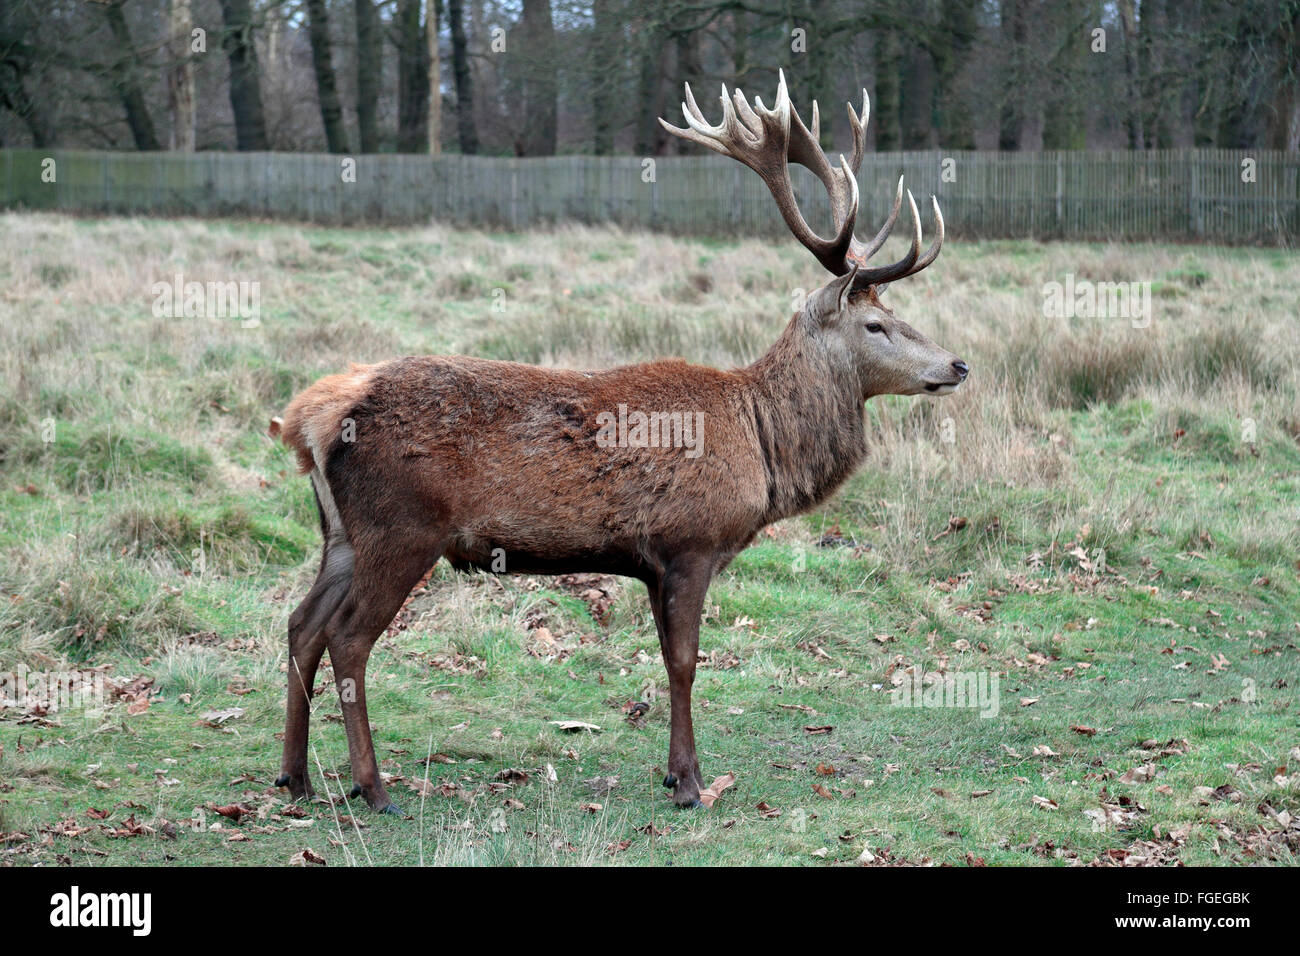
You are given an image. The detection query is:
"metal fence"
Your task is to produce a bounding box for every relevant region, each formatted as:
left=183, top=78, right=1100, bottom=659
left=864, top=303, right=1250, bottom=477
left=2, top=148, right=1297, bottom=243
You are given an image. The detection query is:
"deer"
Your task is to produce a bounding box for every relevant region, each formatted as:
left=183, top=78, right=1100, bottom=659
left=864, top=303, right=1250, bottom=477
left=270, top=71, right=967, bottom=814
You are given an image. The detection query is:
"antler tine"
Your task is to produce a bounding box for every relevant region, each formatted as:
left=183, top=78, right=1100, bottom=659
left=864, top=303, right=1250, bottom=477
left=662, top=82, right=732, bottom=157
left=857, top=175, right=904, bottom=262
left=845, top=90, right=868, bottom=176
left=732, top=88, right=762, bottom=136
left=906, top=195, right=944, bottom=274
left=855, top=189, right=925, bottom=286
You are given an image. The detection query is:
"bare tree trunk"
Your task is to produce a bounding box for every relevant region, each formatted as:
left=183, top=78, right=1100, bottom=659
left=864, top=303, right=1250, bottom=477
left=218, top=0, right=268, bottom=150
left=447, top=0, right=477, bottom=153
left=305, top=0, right=348, bottom=153
left=673, top=28, right=700, bottom=155
left=105, top=0, right=161, bottom=150
left=428, top=0, right=441, bottom=154
left=0, top=74, right=55, bottom=147
left=516, top=0, right=557, bottom=156
left=634, top=15, right=669, bottom=155
left=731, top=8, right=749, bottom=88
left=1141, top=0, right=1171, bottom=147
left=167, top=0, right=195, bottom=150
left=1042, top=0, right=1087, bottom=149
left=998, top=0, right=1027, bottom=150
left=396, top=0, right=429, bottom=152
left=590, top=0, right=618, bottom=155
left=933, top=0, right=977, bottom=150
left=899, top=42, right=935, bottom=149
left=873, top=30, right=901, bottom=151
left=807, top=0, right=835, bottom=149
left=1270, top=1, right=1300, bottom=152
left=1118, top=0, right=1145, bottom=149
left=354, top=0, right=381, bottom=152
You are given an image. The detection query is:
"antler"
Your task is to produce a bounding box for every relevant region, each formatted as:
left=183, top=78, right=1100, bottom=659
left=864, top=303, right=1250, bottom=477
left=659, top=69, right=943, bottom=286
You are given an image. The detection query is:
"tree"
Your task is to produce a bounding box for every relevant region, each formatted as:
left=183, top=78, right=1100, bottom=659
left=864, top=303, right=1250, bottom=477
left=395, top=0, right=430, bottom=152
left=218, top=0, right=269, bottom=151
left=634, top=12, right=669, bottom=155
left=447, top=0, right=476, bottom=153
left=1117, top=0, right=1145, bottom=148
left=590, top=0, right=620, bottom=155
left=1041, top=0, right=1090, bottom=150
left=1266, top=0, right=1300, bottom=151
left=354, top=0, right=381, bottom=152
left=305, top=0, right=349, bottom=153
left=998, top=0, right=1028, bottom=150
left=933, top=0, right=977, bottom=150
left=873, top=30, right=901, bottom=151
left=428, top=0, right=442, bottom=154
left=167, top=0, right=196, bottom=151
left=103, top=1, right=161, bottom=150
left=512, top=0, right=557, bottom=156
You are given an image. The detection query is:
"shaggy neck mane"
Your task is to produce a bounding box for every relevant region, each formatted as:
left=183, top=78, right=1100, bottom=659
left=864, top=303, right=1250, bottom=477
left=743, top=315, right=869, bottom=523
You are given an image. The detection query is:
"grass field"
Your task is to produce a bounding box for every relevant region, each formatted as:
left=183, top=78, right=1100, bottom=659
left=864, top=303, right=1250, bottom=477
left=1, top=211, right=1298, bottom=866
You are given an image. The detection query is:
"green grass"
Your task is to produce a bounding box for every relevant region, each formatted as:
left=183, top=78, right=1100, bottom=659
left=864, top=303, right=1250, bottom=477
left=0, top=213, right=1297, bottom=866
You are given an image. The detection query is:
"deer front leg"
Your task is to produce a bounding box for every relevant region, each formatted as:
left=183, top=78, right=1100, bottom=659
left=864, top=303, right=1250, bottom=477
left=649, top=556, right=712, bottom=808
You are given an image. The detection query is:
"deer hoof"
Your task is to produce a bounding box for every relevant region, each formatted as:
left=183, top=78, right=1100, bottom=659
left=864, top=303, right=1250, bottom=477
left=681, top=799, right=705, bottom=810
left=663, top=774, right=677, bottom=789
left=379, top=802, right=403, bottom=816
left=274, top=774, right=291, bottom=788
left=349, top=784, right=363, bottom=799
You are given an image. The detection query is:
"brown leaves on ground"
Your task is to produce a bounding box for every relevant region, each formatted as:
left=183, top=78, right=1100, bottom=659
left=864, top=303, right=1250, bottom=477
left=207, top=802, right=255, bottom=823
left=931, top=515, right=968, bottom=541
left=696, top=773, right=736, bottom=809
left=103, top=674, right=156, bottom=717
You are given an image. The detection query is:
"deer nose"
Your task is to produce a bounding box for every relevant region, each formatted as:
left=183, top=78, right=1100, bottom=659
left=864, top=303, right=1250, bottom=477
left=952, top=360, right=969, bottom=381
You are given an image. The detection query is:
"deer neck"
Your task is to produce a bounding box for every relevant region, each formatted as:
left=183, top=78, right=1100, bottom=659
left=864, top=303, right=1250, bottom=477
left=744, top=317, right=869, bottom=523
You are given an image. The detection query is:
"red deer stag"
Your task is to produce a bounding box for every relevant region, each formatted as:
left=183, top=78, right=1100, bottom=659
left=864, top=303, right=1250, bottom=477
left=271, top=71, right=967, bottom=813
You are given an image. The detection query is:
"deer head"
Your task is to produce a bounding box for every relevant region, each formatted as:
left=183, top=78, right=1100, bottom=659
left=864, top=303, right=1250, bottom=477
left=660, top=71, right=968, bottom=401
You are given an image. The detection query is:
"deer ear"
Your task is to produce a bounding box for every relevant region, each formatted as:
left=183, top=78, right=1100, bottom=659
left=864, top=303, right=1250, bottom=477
left=809, top=266, right=859, bottom=326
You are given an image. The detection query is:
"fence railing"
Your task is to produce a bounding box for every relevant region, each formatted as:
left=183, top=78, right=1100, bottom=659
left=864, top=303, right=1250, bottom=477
left=2, top=148, right=1297, bottom=243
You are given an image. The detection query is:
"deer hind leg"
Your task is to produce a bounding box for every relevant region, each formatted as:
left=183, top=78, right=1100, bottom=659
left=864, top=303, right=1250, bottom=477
left=326, top=541, right=442, bottom=814
left=277, top=478, right=356, bottom=801
left=648, top=556, right=713, bottom=808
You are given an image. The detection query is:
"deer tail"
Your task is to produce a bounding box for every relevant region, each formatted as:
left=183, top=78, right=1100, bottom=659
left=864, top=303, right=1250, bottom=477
left=269, top=363, right=379, bottom=476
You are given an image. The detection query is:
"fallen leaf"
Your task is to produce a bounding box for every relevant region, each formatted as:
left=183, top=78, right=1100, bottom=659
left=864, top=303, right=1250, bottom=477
left=697, top=772, right=736, bottom=808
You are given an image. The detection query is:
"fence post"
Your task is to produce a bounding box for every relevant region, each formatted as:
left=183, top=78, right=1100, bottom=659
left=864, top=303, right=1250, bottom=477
left=510, top=163, right=519, bottom=230
left=1055, top=153, right=1063, bottom=234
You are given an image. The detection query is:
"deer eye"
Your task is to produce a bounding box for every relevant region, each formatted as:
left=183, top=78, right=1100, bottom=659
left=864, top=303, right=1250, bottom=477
left=865, top=322, right=885, bottom=334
